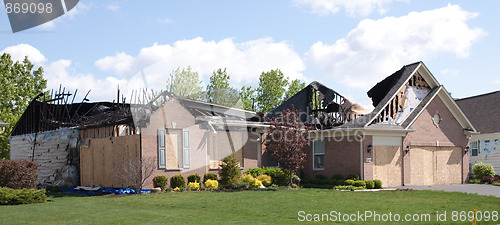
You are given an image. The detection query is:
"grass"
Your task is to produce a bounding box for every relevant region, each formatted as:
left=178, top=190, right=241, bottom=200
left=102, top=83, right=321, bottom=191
left=0, top=188, right=499, bottom=224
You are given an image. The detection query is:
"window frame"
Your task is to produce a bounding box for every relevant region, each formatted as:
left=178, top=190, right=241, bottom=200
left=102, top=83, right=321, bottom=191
left=312, top=140, right=325, bottom=170
left=470, top=140, right=479, bottom=156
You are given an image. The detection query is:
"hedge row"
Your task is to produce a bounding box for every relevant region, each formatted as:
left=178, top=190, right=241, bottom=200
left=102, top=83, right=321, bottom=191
left=0, top=159, right=38, bottom=189
left=0, top=187, right=46, bottom=205
left=244, top=167, right=289, bottom=186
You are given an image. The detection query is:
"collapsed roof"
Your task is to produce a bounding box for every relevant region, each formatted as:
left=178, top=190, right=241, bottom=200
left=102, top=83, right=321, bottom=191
left=266, top=81, right=369, bottom=129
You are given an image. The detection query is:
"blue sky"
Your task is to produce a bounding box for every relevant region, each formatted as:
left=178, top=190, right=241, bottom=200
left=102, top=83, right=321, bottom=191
left=0, top=0, right=498, bottom=109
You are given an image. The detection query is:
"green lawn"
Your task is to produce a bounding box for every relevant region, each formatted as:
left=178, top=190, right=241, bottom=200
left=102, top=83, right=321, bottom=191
left=0, top=189, right=499, bottom=224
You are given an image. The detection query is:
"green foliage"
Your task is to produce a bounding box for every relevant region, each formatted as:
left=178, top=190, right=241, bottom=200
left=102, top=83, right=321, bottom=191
left=284, top=79, right=306, bottom=101
left=239, top=86, right=256, bottom=111
left=187, top=174, right=201, bottom=184
left=206, top=68, right=241, bottom=107
left=347, top=174, right=360, bottom=181
left=187, top=181, right=200, bottom=191
left=334, top=185, right=365, bottom=190
left=0, top=53, right=47, bottom=159
left=344, top=179, right=355, bottom=186
left=0, top=159, right=38, bottom=189
left=331, top=174, right=344, bottom=180
left=203, top=173, right=218, bottom=185
left=170, top=175, right=185, bottom=189
left=365, top=180, right=375, bottom=189
left=0, top=187, right=46, bottom=205
left=373, top=179, right=383, bottom=189
left=219, top=154, right=241, bottom=188
left=314, top=174, right=328, bottom=180
left=473, top=162, right=495, bottom=179
left=243, top=167, right=289, bottom=186
left=257, top=174, right=272, bottom=187
left=167, top=66, right=204, bottom=100
left=153, top=175, right=168, bottom=191
left=352, top=180, right=366, bottom=188
left=256, top=69, right=289, bottom=113
left=468, top=178, right=481, bottom=184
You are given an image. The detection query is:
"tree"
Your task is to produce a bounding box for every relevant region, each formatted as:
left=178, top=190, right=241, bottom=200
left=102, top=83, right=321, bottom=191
left=167, top=66, right=204, bottom=100
left=256, top=69, right=289, bottom=113
left=265, top=105, right=312, bottom=186
left=206, top=68, right=241, bottom=107
left=284, top=79, right=306, bottom=101
left=0, top=53, right=47, bottom=159
left=239, top=86, right=255, bottom=111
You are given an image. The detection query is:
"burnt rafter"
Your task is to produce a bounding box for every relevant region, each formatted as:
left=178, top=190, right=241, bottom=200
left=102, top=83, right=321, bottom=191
left=267, top=81, right=369, bottom=129
left=10, top=87, right=133, bottom=136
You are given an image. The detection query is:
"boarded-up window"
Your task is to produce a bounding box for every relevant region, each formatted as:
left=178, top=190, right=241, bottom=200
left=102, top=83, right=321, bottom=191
left=313, top=140, right=325, bottom=170
left=209, top=131, right=243, bottom=169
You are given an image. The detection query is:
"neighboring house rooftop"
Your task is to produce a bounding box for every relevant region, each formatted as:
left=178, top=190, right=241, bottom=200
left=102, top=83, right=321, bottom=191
left=456, top=91, right=500, bottom=134
left=0, top=119, right=8, bottom=127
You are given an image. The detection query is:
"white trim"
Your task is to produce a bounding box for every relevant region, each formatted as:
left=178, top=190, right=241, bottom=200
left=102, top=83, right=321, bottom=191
left=312, top=140, right=325, bottom=171
left=359, top=137, right=364, bottom=180
left=436, top=87, right=477, bottom=132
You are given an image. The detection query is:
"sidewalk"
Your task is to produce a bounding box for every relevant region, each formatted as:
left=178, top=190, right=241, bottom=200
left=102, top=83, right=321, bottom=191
left=387, top=184, right=500, bottom=197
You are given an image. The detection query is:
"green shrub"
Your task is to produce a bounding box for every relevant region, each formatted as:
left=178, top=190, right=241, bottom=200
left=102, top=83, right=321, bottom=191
left=219, top=155, right=241, bottom=188
left=353, top=180, right=366, bottom=188
left=333, top=179, right=345, bottom=186
left=334, top=185, right=364, bottom=190
left=331, top=174, right=344, bottom=180
left=241, top=174, right=255, bottom=183
left=203, top=173, right=218, bottom=185
left=468, top=178, right=481, bottom=184
left=314, top=174, right=328, bottom=180
left=153, top=175, right=168, bottom=191
left=344, top=179, right=355, bottom=186
left=244, top=168, right=264, bottom=177
left=373, top=179, right=383, bottom=189
left=187, top=181, right=200, bottom=191
left=263, top=168, right=289, bottom=186
left=0, top=160, right=39, bottom=189
left=257, top=174, right=272, bottom=187
left=347, top=174, right=360, bottom=181
left=170, top=175, right=185, bottom=188
left=187, top=174, right=201, bottom=184
left=365, top=180, right=375, bottom=189
left=0, top=187, right=46, bottom=205
left=473, top=162, right=495, bottom=179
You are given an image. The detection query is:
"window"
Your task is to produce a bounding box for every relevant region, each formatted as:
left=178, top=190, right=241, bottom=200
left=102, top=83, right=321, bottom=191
left=208, top=131, right=243, bottom=169
left=470, top=140, right=479, bottom=156
left=157, top=128, right=189, bottom=169
left=313, top=140, right=325, bottom=170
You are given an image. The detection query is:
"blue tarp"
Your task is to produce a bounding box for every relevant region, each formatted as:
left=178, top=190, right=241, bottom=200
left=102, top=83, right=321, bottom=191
left=61, top=187, right=150, bottom=195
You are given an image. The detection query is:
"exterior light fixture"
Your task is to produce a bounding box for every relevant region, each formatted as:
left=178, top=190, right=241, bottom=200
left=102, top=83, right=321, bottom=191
left=367, top=144, right=373, bottom=153
left=404, top=145, right=410, bottom=155
left=464, top=146, right=469, bottom=154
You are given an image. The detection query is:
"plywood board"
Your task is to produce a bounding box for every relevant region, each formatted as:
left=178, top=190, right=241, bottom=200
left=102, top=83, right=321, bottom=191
left=373, top=146, right=402, bottom=187
left=410, top=146, right=462, bottom=185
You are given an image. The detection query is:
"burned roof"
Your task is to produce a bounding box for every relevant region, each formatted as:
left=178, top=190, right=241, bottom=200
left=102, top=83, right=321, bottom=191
left=456, top=91, right=500, bottom=134
left=10, top=99, right=132, bottom=136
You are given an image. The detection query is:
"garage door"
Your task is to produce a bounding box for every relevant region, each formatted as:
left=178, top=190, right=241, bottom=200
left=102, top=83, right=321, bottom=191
left=373, top=146, right=402, bottom=187
left=410, top=146, right=462, bottom=185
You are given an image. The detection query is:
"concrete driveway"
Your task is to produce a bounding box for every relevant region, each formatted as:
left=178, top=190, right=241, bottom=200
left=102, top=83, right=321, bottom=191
left=387, top=184, right=500, bottom=197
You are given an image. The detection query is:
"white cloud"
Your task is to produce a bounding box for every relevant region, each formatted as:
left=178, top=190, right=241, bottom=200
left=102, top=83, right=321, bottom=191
left=156, top=18, right=173, bottom=24
left=306, top=4, right=486, bottom=89
left=66, top=2, right=91, bottom=19
left=1, top=44, right=47, bottom=64
left=95, top=37, right=306, bottom=88
left=106, top=3, right=121, bottom=12
left=293, top=0, right=406, bottom=17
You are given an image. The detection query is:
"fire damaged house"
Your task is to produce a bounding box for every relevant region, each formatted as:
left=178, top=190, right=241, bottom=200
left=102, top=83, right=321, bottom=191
left=10, top=91, right=264, bottom=189
left=264, top=61, right=476, bottom=186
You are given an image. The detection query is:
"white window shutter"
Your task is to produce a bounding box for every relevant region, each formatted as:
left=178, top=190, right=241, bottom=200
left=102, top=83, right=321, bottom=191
left=183, top=129, right=190, bottom=168
left=157, top=129, right=166, bottom=169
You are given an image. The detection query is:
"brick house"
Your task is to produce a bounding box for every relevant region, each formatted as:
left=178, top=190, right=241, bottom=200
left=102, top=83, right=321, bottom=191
left=456, top=91, right=500, bottom=174
left=264, top=61, right=476, bottom=186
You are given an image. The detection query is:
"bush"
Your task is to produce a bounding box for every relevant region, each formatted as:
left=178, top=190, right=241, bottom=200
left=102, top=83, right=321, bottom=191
left=257, top=174, right=272, bottom=187
left=468, top=178, right=481, bottom=184
left=373, top=179, right=383, bottom=189
left=241, top=174, right=255, bottom=183
left=244, top=167, right=289, bottom=186
left=153, top=175, right=168, bottom=191
left=352, top=180, right=366, bottom=188
left=0, top=160, right=38, bottom=189
left=244, top=168, right=263, bottom=177
left=334, top=185, right=364, bottom=190
left=170, top=175, right=185, bottom=189
left=473, top=162, right=495, bottom=179
left=203, top=173, right=218, bottom=185
left=347, top=174, right=360, bottom=181
left=250, top=178, right=263, bottom=188
left=331, top=174, right=344, bottom=180
left=204, top=179, right=218, bottom=190
left=219, top=155, right=241, bottom=188
left=344, top=179, right=355, bottom=186
left=314, top=174, right=328, bottom=180
left=482, top=176, right=494, bottom=184
left=365, top=180, right=375, bottom=189
left=187, top=182, right=200, bottom=191
left=187, top=174, right=201, bottom=184
left=0, top=187, right=46, bottom=205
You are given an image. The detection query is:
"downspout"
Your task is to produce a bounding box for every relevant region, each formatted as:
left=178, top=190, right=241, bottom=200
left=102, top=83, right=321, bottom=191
left=31, top=133, right=37, bottom=161
left=359, top=135, right=364, bottom=181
